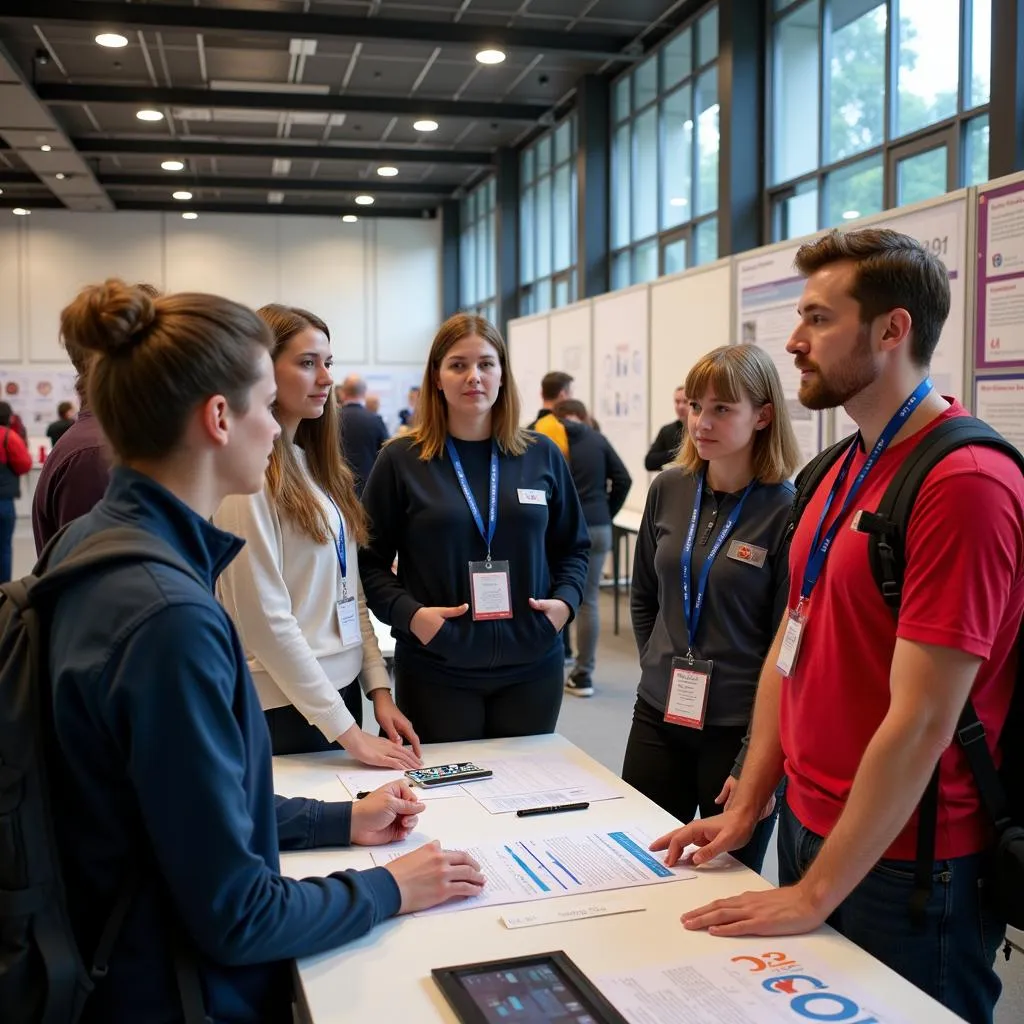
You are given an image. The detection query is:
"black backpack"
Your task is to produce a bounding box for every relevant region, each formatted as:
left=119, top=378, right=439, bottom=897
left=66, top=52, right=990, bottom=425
left=0, top=526, right=208, bottom=1023
left=790, top=415, right=1024, bottom=930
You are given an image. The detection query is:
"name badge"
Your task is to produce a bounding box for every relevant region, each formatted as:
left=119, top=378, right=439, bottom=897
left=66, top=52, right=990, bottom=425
left=469, top=560, right=513, bottom=621
left=664, top=657, right=713, bottom=729
left=776, top=607, right=806, bottom=677
left=726, top=539, right=767, bottom=568
left=517, top=488, right=547, bottom=506
left=337, top=597, right=361, bottom=648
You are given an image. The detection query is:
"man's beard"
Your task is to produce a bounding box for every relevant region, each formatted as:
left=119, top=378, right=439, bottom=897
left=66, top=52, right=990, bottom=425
left=797, top=327, right=879, bottom=411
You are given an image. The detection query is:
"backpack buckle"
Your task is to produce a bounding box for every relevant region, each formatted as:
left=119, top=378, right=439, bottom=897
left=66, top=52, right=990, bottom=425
left=957, top=720, right=987, bottom=747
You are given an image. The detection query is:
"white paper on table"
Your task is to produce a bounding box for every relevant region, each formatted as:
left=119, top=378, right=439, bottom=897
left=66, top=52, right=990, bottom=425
left=335, top=769, right=461, bottom=801
left=462, top=756, right=624, bottom=804
left=371, top=824, right=695, bottom=916
left=599, top=947, right=916, bottom=1024
left=473, top=785, right=623, bottom=815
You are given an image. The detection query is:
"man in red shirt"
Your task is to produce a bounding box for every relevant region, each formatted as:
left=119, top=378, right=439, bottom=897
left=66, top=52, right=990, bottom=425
left=652, top=228, right=1023, bottom=1023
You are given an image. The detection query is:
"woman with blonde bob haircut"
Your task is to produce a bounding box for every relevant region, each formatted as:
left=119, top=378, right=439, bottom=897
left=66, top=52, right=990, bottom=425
left=360, top=313, right=590, bottom=743
left=216, top=304, right=422, bottom=766
left=626, top=343, right=799, bottom=874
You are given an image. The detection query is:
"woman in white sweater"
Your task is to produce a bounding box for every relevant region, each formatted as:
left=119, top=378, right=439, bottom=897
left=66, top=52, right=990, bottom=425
left=215, top=304, right=422, bottom=766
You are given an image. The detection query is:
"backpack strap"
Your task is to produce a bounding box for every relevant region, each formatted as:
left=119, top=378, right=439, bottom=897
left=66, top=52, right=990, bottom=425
left=789, top=434, right=858, bottom=530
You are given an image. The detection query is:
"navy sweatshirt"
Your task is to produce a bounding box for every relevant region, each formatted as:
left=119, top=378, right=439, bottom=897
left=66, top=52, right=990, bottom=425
left=562, top=419, right=632, bottom=526
left=360, top=433, right=590, bottom=684
left=47, top=469, right=400, bottom=1023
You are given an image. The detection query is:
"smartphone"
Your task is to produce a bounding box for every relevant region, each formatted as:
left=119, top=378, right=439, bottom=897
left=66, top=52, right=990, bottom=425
left=405, top=762, right=493, bottom=788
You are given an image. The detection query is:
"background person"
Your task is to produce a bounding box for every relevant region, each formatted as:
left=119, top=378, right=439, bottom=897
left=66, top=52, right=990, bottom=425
left=645, top=385, right=687, bottom=471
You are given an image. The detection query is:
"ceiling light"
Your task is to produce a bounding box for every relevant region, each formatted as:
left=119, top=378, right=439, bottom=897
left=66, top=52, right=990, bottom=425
left=476, top=49, right=506, bottom=65
left=13, top=208, right=30, bottom=216
left=182, top=212, right=198, bottom=220
left=267, top=191, right=285, bottom=204
left=377, top=166, right=398, bottom=177
left=413, top=119, right=439, bottom=132
left=95, top=33, right=128, bottom=48
left=271, top=159, right=292, bottom=175
left=342, top=215, right=358, bottom=223
left=0, top=189, right=3, bottom=195
left=161, top=160, right=185, bottom=171
left=172, top=190, right=193, bottom=200
left=55, top=173, right=66, bottom=180
left=136, top=109, right=164, bottom=122
left=842, top=210, right=860, bottom=220
left=40, top=144, right=52, bottom=152
left=354, top=194, right=374, bottom=206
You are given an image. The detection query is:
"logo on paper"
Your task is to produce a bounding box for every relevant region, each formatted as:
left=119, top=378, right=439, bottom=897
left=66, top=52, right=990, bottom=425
left=993, top=253, right=1004, bottom=268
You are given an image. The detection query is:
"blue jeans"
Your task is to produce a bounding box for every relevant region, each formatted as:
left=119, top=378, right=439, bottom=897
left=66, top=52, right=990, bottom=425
left=777, top=800, right=1005, bottom=1024
left=0, top=497, right=15, bottom=583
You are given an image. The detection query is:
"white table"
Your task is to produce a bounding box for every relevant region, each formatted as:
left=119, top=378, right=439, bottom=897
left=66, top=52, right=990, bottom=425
left=275, top=734, right=962, bottom=1024
left=611, top=509, right=643, bottom=635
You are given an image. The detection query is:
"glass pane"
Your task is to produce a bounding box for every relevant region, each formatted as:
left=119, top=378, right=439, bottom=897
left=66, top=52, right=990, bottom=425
left=965, top=114, right=990, bottom=186
left=695, top=218, right=718, bottom=266
left=897, top=0, right=959, bottom=138
left=487, top=212, right=497, bottom=298
left=614, top=76, right=631, bottom=122
left=520, top=287, right=534, bottom=317
left=773, top=1, right=820, bottom=184
left=828, top=0, right=886, bottom=162
left=635, top=56, right=658, bottom=110
left=968, top=0, right=992, bottom=108
left=553, top=164, right=572, bottom=272
left=896, top=145, right=948, bottom=207
left=460, top=230, right=476, bottom=304
left=773, top=180, right=819, bottom=241
left=554, top=120, right=572, bottom=164
left=487, top=178, right=496, bottom=209
left=634, top=240, right=659, bottom=284
left=554, top=276, right=570, bottom=308
left=534, top=277, right=552, bottom=314
left=536, top=174, right=552, bottom=278
left=632, top=107, right=659, bottom=241
left=612, top=123, right=631, bottom=249
left=521, top=146, right=535, bottom=185
left=477, top=219, right=490, bottom=304
left=612, top=250, right=631, bottom=291
left=662, top=27, right=692, bottom=90
left=519, top=187, right=535, bottom=284
left=697, top=6, right=719, bottom=65
left=824, top=154, right=883, bottom=226
left=663, top=236, right=688, bottom=276
left=662, top=84, right=693, bottom=230
left=695, top=67, right=719, bottom=216
left=536, top=134, right=552, bottom=176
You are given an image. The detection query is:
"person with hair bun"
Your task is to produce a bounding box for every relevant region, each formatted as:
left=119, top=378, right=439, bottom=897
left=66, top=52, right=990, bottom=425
left=360, top=313, right=590, bottom=743
left=43, top=280, right=484, bottom=1023
left=215, top=304, right=422, bottom=765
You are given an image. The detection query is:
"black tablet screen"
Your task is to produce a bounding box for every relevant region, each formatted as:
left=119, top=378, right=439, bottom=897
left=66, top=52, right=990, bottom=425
left=456, top=961, right=600, bottom=1023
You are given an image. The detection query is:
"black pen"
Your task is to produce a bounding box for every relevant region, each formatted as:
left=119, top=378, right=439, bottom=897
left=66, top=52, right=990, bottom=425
left=516, top=802, right=590, bottom=818
left=356, top=791, right=370, bottom=799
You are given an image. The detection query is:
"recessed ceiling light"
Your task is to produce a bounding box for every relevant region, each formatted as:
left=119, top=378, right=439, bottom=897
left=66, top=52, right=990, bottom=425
left=0, top=189, right=4, bottom=195
left=354, top=194, right=374, bottom=206
left=161, top=160, right=185, bottom=171
left=95, top=33, right=128, bottom=48
left=342, top=214, right=358, bottom=223
left=842, top=210, right=861, bottom=220
left=476, top=49, right=506, bottom=65
left=172, top=190, right=193, bottom=200
left=182, top=211, right=198, bottom=220
left=413, top=119, right=439, bottom=132
left=40, top=144, right=52, bottom=152
left=377, top=166, right=398, bottom=177
left=55, top=173, right=66, bottom=180
left=136, top=109, right=164, bottom=122
left=13, top=208, right=30, bottom=216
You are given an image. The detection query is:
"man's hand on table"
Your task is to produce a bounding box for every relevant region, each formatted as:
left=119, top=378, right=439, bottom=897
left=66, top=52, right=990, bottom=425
left=350, top=780, right=424, bottom=846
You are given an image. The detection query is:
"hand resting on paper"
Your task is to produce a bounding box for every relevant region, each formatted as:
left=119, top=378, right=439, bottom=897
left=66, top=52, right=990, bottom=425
left=386, top=841, right=486, bottom=914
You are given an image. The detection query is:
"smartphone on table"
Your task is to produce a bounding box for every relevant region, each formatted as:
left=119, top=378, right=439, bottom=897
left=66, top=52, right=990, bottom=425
left=405, top=762, right=493, bottom=788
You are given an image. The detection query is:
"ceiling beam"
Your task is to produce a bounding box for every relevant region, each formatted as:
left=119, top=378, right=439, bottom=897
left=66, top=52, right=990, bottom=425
left=36, top=84, right=549, bottom=122
left=115, top=201, right=437, bottom=219
left=97, top=173, right=453, bottom=195
left=15, top=1, right=640, bottom=61
left=70, top=137, right=495, bottom=167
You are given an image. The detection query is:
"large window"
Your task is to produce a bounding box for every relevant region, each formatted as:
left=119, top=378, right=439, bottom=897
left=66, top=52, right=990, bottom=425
left=611, top=5, right=720, bottom=288
left=519, top=116, right=577, bottom=315
left=769, top=0, right=991, bottom=241
left=460, top=177, right=497, bottom=322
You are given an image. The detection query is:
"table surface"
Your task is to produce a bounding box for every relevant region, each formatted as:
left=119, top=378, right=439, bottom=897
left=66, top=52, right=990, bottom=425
left=275, top=734, right=963, bottom=1024
left=612, top=509, right=643, bottom=534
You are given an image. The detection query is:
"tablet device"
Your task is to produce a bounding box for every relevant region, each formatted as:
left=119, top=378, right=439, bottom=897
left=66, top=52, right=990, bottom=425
left=405, top=762, right=493, bottom=788
left=432, top=951, right=628, bottom=1024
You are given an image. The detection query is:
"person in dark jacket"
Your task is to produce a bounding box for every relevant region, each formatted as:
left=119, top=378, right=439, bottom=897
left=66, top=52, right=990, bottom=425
left=45, top=279, right=484, bottom=1023
left=338, top=375, right=389, bottom=495
left=46, top=400, right=77, bottom=446
left=360, top=313, right=590, bottom=743
left=0, top=400, right=32, bottom=580
left=644, top=385, right=688, bottom=470
left=553, top=399, right=632, bottom=697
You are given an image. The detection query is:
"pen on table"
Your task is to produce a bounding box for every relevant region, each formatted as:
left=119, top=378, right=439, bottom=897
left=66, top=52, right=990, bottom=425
left=516, top=802, right=590, bottom=818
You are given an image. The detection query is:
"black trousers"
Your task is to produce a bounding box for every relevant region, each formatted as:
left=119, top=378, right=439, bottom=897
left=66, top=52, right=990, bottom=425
left=394, top=650, right=564, bottom=743
left=621, top=694, right=779, bottom=873
left=264, top=681, right=363, bottom=756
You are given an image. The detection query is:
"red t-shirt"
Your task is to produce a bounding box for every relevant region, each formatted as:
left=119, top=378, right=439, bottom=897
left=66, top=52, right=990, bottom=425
left=781, top=400, right=1024, bottom=860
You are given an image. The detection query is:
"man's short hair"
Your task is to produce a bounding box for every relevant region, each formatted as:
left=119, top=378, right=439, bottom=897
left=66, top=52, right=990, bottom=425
left=794, top=228, right=950, bottom=367
left=541, top=371, right=574, bottom=401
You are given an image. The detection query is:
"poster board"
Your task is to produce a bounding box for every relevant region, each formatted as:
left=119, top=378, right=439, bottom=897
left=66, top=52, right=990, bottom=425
left=547, top=303, right=593, bottom=411
left=975, top=375, right=1024, bottom=452
left=507, top=315, right=550, bottom=427
left=592, top=285, right=650, bottom=514
left=976, top=177, right=1024, bottom=369
left=0, top=367, right=78, bottom=448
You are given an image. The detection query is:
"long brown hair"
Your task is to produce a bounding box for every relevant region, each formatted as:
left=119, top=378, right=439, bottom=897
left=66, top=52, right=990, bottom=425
left=676, top=344, right=800, bottom=485
left=408, top=313, right=531, bottom=461
left=258, top=304, right=368, bottom=546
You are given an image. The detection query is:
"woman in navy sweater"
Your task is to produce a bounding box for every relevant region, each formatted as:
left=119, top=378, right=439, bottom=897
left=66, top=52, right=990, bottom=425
left=360, top=313, right=589, bottom=742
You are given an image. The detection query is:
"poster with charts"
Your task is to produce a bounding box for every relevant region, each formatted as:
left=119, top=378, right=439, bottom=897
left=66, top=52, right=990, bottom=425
left=975, top=376, right=1024, bottom=453
left=977, top=180, right=1024, bottom=368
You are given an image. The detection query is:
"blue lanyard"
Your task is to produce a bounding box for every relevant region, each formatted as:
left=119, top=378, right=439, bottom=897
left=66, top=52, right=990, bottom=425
left=800, top=377, right=933, bottom=603
left=681, top=472, right=756, bottom=654
left=325, top=492, right=347, bottom=584
left=445, top=437, right=499, bottom=563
